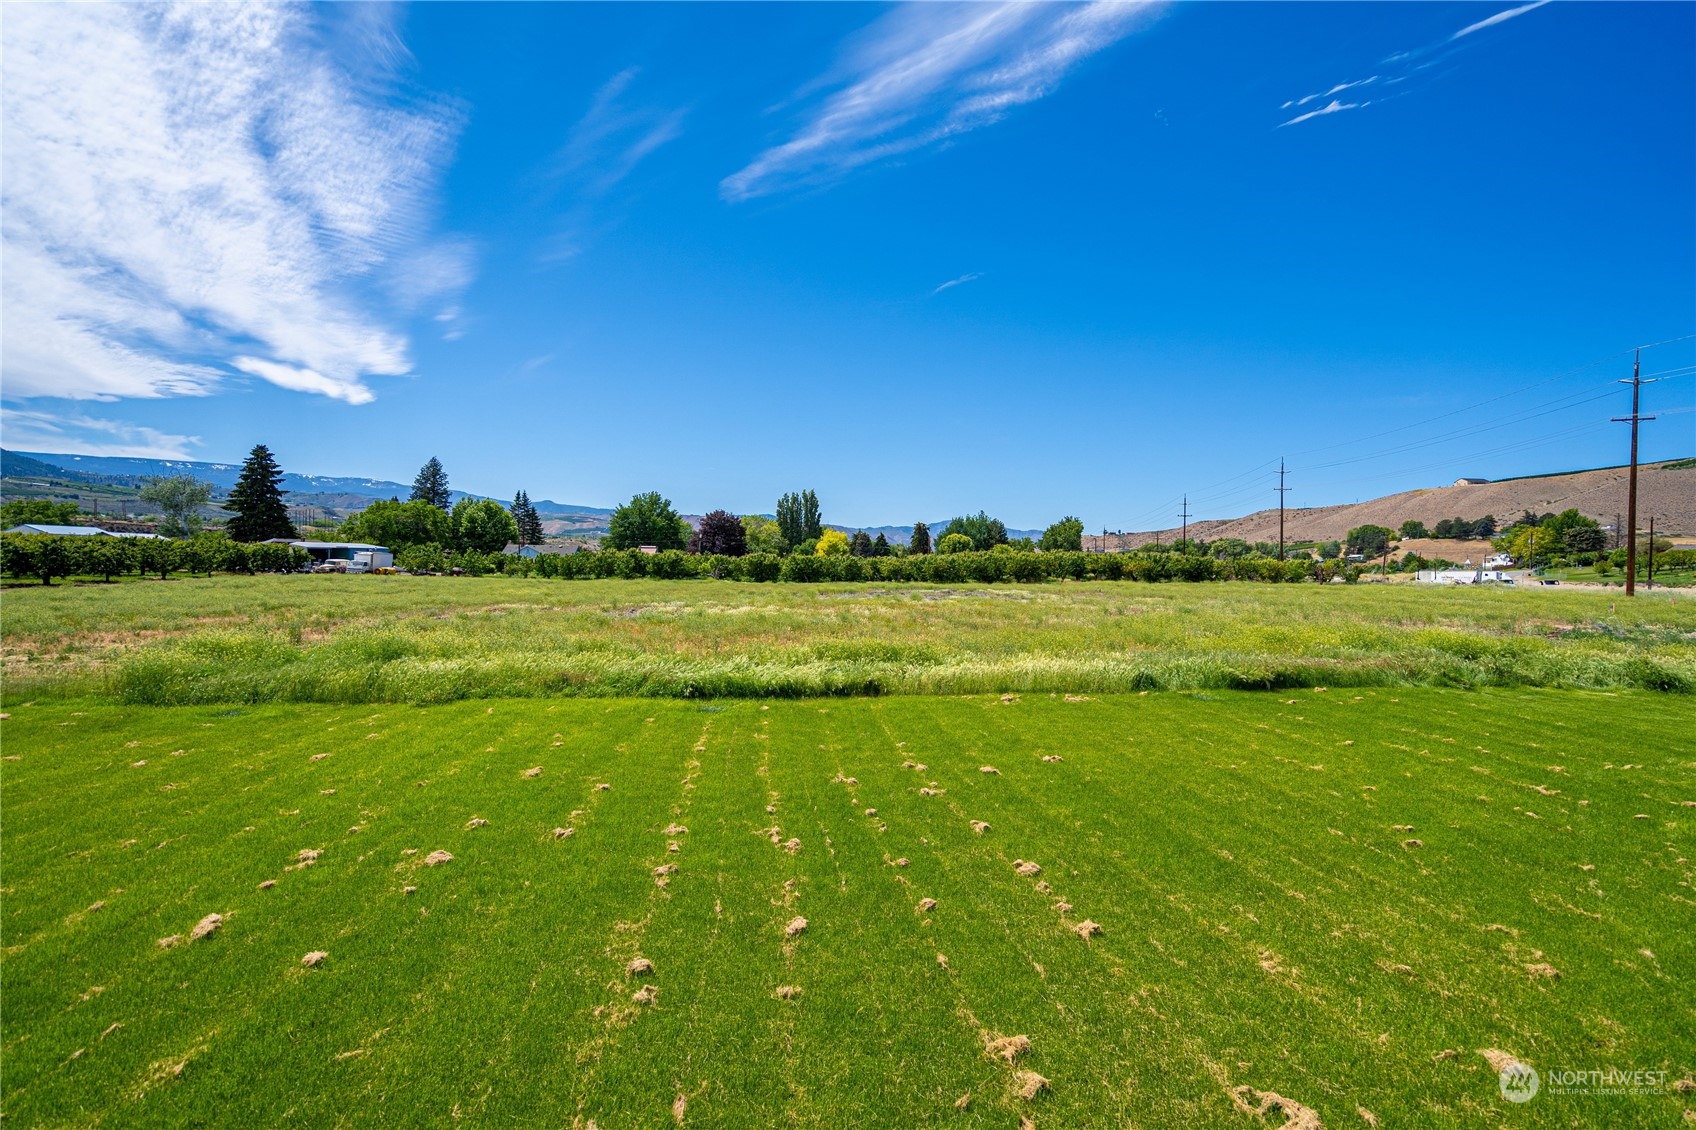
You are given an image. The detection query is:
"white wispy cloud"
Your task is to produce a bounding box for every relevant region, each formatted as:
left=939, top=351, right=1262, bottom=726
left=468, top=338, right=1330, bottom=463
left=557, top=69, right=687, bottom=198
left=722, top=2, right=1161, bottom=202
left=0, top=3, right=467, bottom=406
left=0, top=409, right=200, bottom=460
left=931, top=272, right=984, bottom=295
left=1280, top=100, right=1365, bottom=128
left=1451, top=0, right=1550, bottom=41
left=1279, top=2, right=1550, bottom=127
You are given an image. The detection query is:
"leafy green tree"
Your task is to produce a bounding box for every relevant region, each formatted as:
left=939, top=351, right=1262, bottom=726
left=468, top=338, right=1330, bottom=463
left=133, top=536, right=176, bottom=579
left=396, top=543, right=450, bottom=573
left=849, top=530, right=874, bottom=557
left=1345, top=524, right=1394, bottom=557
left=509, top=489, right=545, bottom=546
left=801, top=490, right=822, bottom=541
left=339, top=499, right=451, bottom=551
left=1471, top=514, right=1497, bottom=539
left=1563, top=525, right=1605, bottom=554
left=815, top=529, right=850, bottom=556
left=775, top=493, right=805, bottom=548
left=1039, top=516, right=1084, bottom=553
left=910, top=522, right=932, bottom=555
left=452, top=497, right=521, bottom=554
left=1207, top=537, right=1252, bottom=559
left=225, top=444, right=298, bottom=542
left=82, top=537, right=134, bottom=582
left=937, top=532, right=974, bottom=555
left=1, top=499, right=82, bottom=527
left=775, top=489, right=823, bottom=547
left=741, top=514, right=788, bottom=555
left=943, top=511, right=1007, bottom=551
left=605, top=492, right=689, bottom=551
left=694, top=510, right=747, bottom=556
left=139, top=476, right=212, bottom=537
left=410, top=457, right=451, bottom=509
left=1398, top=519, right=1428, bottom=540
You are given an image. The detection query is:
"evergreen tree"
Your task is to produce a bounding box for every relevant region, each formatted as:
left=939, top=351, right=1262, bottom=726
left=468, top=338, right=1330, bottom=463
left=910, top=521, right=932, bottom=554
left=872, top=532, right=890, bottom=557
left=509, top=489, right=544, bottom=545
left=225, top=445, right=298, bottom=542
left=849, top=530, right=873, bottom=557
left=411, top=457, right=451, bottom=509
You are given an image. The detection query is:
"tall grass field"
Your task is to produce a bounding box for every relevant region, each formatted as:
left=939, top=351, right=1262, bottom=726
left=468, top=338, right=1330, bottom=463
left=1, top=692, right=1690, bottom=1127
left=3, top=575, right=1692, bottom=702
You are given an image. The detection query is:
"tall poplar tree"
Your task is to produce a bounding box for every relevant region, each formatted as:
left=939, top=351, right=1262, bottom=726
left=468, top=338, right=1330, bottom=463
left=225, top=445, right=297, bottom=542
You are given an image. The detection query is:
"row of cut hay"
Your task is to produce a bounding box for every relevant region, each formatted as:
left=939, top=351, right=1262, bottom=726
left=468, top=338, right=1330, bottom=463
left=81, top=629, right=1695, bottom=704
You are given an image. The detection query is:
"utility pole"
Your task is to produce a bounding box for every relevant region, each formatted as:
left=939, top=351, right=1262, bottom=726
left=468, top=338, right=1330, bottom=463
left=1276, top=459, right=1291, bottom=561
left=1647, top=516, right=1656, bottom=590
left=1179, top=496, right=1191, bottom=552
left=1611, top=349, right=1657, bottom=597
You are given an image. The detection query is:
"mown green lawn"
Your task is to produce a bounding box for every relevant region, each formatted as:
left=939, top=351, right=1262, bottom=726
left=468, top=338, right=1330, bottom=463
left=3, top=691, right=1690, bottom=1127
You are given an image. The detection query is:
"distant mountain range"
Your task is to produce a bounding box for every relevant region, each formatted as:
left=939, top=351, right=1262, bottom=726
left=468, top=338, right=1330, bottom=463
left=2, top=451, right=611, bottom=517
left=3, top=450, right=1048, bottom=535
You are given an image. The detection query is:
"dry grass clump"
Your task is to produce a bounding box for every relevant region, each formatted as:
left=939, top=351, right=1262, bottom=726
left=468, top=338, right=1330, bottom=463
left=781, top=838, right=802, bottom=855
left=301, top=951, right=327, bottom=967
left=1477, top=1048, right=1526, bottom=1073
left=1228, top=1086, right=1321, bottom=1130
left=663, top=823, right=688, bottom=835
left=465, top=817, right=489, bottom=828
left=971, top=820, right=991, bottom=834
left=1358, top=1106, right=1380, bottom=1127
left=626, top=957, right=654, bottom=977
left=672, top=1094, right=686, bottom=1125
left=553, top=827, right=573, bottom=839
left=1053, top=900, right=1072, bottom=914
left=310, top=753, right=331, bottom=762
left=595, top=783, right=610, bottom=791
left=1014, top=860, right=1041, bottom=877
left=632, top=984, right=657, bottom=1006
left=986, top=1034, right=1030, bottom=1063
left=1014, top=1071, right=1048, bottom=1100
left=1041, top=754, right=1063, bottom=762
left=773, top=985, right=802, bottom=1000
left=1391, top=824, right=1414, bottom=832
left=893, top=858, right=910, bottom=868
left=1525, top=962, right=1560, bottom=979
left=157, top=934, right=182, bottom=948
left=980, top=765, right=999, bottom=775
left=1401, top=838, right=1422, bottom=849
left=785, top=916, right=808, bottom=938
left=523, top=766, right=543, bottom=778
left=1073, top=919, right=1101, bottom=939
left=864, top=808, right=877, bottom=816
left=188, top=913, right=223, bottom=941
left=918, top=787, right=941, bottom=796
left=917, top=897, right=937, bottom=913
left=424, top=850, right=453, bottom=866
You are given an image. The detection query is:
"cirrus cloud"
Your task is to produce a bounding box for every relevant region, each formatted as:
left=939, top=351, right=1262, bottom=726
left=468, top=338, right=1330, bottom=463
left=0, top=3, right=468, bottom=406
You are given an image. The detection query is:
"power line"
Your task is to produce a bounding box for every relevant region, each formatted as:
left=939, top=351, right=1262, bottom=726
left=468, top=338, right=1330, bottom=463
left=1612, top=350, right=1658, bottom=597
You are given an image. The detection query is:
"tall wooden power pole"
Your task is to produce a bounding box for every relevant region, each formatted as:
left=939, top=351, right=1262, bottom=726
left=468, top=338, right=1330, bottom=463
left=1179, top=496, right=1191, bottom=551
left=1276, top=460, right=1291, bottom=561
left=1611, top=350, right=1657, bottom=597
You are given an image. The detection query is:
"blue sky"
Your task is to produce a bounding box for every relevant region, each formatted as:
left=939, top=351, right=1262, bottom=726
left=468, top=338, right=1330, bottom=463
left=3, top=1, right=1691, bottom=529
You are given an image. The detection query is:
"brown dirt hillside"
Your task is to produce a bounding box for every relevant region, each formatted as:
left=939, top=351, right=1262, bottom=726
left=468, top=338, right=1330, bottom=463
left=1103, top=461, right=1694, bottom=550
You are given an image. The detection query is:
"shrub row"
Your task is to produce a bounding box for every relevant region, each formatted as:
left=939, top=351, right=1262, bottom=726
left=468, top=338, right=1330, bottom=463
left=513, top=548, right=1330, bottom=584
left=1, top=533, right=309, bottom=584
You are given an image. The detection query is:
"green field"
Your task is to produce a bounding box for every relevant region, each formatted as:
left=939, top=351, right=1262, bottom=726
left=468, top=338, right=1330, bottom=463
left=3, top=690, right=1691, bottom=1127
left=4, top=575, right=1693, bottom=703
